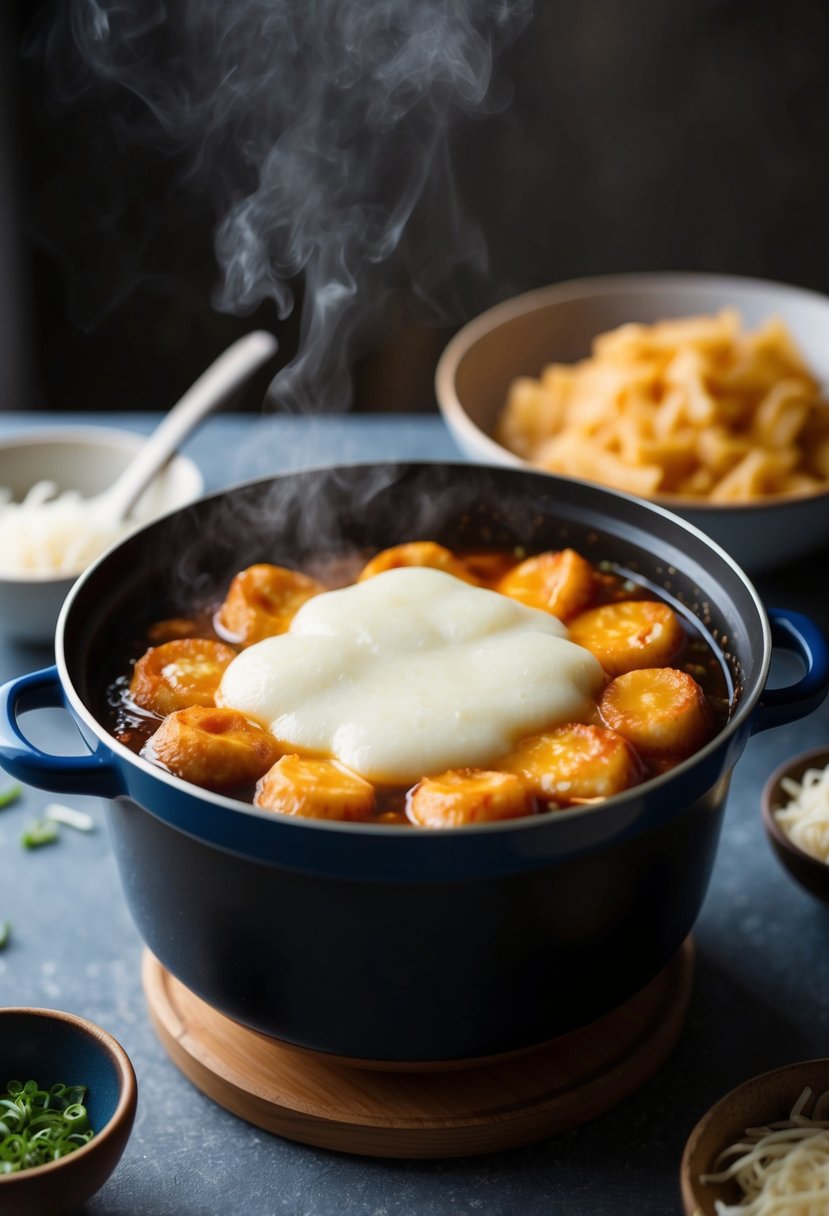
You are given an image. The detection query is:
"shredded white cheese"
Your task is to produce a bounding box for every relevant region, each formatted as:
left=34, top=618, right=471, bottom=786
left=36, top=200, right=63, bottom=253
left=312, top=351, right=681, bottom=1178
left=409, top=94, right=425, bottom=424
left=774, top=766, right=829, bottom=864
left=701, top=1087, right=829, bottom=1215
left=0, top=481, right=134, bottom=577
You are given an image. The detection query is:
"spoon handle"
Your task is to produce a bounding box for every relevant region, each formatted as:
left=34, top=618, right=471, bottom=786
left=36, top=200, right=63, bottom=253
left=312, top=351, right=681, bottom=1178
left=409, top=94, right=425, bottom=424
left=106, top=329, right=278, bottom=522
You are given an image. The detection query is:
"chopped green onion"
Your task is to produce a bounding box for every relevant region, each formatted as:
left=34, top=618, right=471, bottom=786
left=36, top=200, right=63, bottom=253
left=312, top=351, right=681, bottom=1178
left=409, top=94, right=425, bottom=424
left=0, top=783, right=21, bottom=808
left=20, top=820, right=59, bottom=849
left=0, top=922, right=9, bottom=950
left=43, top=803, right=95, bottom=832
left=0, top=1079, right=95, bottom=1173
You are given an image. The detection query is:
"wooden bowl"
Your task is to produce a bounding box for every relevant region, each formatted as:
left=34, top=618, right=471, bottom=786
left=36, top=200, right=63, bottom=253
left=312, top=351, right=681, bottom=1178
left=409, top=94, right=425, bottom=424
left=0, top=1008, right=137, bottom=1216
left=680, top=1058, right=829, bottom=1215
left=762, top=745, right=829, bottom=906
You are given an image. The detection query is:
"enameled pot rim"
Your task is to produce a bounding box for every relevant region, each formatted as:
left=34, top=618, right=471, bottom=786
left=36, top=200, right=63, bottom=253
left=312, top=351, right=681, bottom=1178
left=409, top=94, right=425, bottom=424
left=53, top=459, right=771, bottom=842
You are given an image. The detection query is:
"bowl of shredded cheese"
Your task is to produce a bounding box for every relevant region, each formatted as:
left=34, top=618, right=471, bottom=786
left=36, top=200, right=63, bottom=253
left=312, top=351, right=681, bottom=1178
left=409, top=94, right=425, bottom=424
left=680, top=1058, right=829, bottom=1215
left=762, top=745, right=829, bottom=906
left=0, top=427, right=203, bottom=644
left=435, top=271, right=829, bottom=573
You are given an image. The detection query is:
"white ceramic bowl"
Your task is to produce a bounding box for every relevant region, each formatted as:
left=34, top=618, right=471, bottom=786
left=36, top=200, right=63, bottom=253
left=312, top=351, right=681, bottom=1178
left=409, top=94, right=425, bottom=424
left=436, top=271, right=829, bottom=573
left=0, top=426, right=203, bottom=644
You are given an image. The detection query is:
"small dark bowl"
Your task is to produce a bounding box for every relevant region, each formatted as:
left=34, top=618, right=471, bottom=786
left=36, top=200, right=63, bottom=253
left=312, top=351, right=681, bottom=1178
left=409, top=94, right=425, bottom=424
left=0, top=1008, right=137, bottom=1216
left=762, top=745, right=829, bottom=906
left=680, top=1058, right=829, bottom=1215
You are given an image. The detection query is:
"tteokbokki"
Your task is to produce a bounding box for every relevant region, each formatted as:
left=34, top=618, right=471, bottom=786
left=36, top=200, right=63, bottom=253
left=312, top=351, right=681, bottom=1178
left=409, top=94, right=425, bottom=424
left=107, top=541, right=731, bottom=828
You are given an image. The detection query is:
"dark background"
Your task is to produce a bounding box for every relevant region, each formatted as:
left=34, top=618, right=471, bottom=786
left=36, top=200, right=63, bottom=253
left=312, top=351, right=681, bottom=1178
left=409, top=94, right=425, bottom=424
left=4, top=0, right=829, bottom=414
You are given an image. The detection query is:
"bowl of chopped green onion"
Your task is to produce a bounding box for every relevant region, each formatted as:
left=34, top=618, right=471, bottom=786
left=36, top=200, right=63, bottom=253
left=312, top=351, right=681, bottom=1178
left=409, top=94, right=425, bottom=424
left=0, top=1007, right=137, bottom=1216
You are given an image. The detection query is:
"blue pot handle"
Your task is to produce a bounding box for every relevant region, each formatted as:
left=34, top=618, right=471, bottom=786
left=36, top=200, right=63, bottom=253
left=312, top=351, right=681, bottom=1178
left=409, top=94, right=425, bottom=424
left=0, top=666, right=125, bottom=797
left=752, top=608, right=829, bottom=734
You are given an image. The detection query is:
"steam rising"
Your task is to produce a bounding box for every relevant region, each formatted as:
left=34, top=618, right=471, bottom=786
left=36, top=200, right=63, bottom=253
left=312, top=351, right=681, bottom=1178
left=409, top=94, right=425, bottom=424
left=51, top=0, right=534, bottom=410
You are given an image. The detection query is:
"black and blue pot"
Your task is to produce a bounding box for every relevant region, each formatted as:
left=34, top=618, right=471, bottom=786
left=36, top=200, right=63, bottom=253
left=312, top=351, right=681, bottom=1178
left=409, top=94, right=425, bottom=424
left=0, top=463, right=826, bottom=1064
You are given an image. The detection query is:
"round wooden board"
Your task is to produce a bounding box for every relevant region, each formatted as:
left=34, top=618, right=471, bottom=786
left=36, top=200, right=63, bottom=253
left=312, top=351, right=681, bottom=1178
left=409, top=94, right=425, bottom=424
left=143, top=940, right=694, bottom=1159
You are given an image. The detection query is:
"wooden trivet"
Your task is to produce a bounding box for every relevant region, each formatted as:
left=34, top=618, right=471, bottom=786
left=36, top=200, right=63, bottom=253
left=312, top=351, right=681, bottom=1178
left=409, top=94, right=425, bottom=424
left=142, top=939, right=693, bottom=1159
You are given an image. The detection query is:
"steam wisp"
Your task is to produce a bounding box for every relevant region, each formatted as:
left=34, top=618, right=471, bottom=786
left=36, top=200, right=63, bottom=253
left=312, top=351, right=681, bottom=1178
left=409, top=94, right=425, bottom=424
left=48, top=0, right=534, bottom=411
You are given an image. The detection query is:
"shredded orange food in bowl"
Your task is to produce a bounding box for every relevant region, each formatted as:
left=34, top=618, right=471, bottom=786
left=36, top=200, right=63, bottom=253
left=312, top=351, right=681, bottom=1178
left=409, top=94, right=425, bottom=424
left=496, top=310, right=829, bottom=502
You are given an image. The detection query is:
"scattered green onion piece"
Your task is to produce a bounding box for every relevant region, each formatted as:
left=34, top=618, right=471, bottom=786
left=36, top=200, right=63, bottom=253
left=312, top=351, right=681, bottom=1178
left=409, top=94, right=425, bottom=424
left=43, top=803, right=95, bottom=832
left=20, top=820, right=59, bottom=849
left=0, top=1079, right=94, bottom=1173
left=0, top=783, right=21, bottom=808
left=0, top=922, right=9, bottom=950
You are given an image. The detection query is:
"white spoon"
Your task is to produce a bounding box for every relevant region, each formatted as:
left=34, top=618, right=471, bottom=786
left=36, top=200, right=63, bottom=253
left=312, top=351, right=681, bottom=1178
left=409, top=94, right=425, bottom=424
left=90, top=329, right=278, bottom=524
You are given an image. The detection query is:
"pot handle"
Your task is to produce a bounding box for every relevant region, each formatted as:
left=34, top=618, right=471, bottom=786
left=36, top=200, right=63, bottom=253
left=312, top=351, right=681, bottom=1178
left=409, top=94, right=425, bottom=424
left=752, top=608, right=829, bottom=734
left=0, top=666, right=125, bottom=797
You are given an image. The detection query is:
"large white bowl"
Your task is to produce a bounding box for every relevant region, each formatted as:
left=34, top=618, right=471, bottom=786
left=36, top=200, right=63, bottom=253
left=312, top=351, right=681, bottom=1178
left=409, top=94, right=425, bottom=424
left=0, top=426, right=203, bottom=644
left=436, top=271, right=829, bottom=573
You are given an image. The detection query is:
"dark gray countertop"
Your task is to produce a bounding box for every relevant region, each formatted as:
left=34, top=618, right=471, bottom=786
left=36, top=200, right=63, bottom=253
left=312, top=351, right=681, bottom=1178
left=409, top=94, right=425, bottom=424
left=1, top=412, right=828, bottom=1216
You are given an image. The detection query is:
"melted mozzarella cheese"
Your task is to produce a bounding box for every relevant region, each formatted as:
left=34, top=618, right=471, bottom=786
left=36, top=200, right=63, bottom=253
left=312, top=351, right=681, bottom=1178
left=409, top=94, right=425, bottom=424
left=218, top=567, right=604, bottom=784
